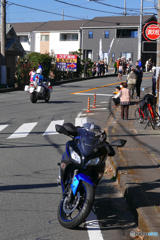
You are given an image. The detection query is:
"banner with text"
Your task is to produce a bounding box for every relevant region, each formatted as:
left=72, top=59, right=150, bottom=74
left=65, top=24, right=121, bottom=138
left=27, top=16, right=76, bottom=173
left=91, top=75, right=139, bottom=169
left=56, top=54, right=77, bottom=72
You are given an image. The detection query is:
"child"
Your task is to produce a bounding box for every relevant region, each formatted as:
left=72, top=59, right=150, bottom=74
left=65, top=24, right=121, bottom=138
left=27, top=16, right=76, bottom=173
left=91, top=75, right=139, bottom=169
left=29, top=67, right=36, bottom=82
left=112, top=86, right=121, bottom=107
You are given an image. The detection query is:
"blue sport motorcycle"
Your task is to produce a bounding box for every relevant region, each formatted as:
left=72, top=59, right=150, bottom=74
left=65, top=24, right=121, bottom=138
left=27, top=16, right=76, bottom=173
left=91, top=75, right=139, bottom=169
left=56, top=122, right=126, bottom=229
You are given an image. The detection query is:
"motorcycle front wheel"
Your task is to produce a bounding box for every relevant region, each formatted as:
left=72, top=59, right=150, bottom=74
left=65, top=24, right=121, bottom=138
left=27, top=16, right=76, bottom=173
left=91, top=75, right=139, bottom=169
left=30, top=92, right=37, bottom=103
left=57, top=181, right=94, bottom=229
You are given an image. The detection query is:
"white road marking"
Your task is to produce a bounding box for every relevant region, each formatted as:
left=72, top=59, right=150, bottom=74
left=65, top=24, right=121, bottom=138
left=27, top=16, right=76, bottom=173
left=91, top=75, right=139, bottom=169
left=74, top=93, right=112, bottom=96
left=100, top=101, right=108, bottom=103
left=0, top=125, right=8, bottom=132
left=8, top=122, right=38, bottom=139
left=43, top=120, right=64, bottom=135
left=86, top=207, right=104, bottom=240
left=92, top=108, right=107, bottom=110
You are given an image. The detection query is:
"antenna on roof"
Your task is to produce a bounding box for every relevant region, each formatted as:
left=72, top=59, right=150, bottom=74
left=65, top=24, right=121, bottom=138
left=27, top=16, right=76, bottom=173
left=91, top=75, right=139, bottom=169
left=62, top=9, right=64, bottom=21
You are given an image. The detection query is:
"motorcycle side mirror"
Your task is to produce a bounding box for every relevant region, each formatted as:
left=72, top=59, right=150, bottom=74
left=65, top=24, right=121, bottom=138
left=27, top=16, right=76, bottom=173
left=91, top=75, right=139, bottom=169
left=110, top=139, right=127, bottom=147
left=55, top=124, right=71, bottom=137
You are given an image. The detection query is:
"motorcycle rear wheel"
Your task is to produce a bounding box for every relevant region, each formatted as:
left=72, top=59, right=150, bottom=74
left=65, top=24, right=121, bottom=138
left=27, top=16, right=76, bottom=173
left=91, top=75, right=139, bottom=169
left=57, top=181, right=94, bottom=229
left=45, top=91, right=50, bottom=102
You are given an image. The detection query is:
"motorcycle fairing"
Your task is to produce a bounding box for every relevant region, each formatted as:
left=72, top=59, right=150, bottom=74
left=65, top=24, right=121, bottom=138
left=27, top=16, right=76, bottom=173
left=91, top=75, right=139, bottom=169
left=71, top=173, right=94, bottom=195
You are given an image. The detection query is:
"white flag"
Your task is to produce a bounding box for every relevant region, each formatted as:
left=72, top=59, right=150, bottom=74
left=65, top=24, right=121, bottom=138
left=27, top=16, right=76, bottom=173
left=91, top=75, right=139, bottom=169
left=99, top=39, right=103, bottom=60
left=107, top=38, right=115, bottom=56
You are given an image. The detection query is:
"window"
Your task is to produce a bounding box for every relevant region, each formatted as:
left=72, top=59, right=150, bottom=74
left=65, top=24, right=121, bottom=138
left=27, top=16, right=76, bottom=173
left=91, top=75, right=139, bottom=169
left=72, top=34, right=78, bottom=41
left=88, top=31, right=93, bottom=38
left=20, top=36, right=28, bottom=42
left=121, top=52, right=132, bottom=60
left=41, top=35, right=49, bottom=41
left=112, top=53, right=115, bottom=62
left=104, top=31, right=109, bottom=38
left=131, top=31, right=138, bottom=38
left=117, top=29, right=138, bottom=38
left=87, top=50, right=92, bottom=60
left=60, top=34, right=78, bottom=41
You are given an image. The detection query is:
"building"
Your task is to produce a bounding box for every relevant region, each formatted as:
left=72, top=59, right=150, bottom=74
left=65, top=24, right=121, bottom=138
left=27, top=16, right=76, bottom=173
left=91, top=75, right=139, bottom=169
left=12, top=20, right=88, bottom=55
left=81, top=15, right=157, bottom=68
left=0, top=24, right=24, bottom=87
left=11, top=22, right=47, bottom=53
left=11, top=15, right=157, bottom=69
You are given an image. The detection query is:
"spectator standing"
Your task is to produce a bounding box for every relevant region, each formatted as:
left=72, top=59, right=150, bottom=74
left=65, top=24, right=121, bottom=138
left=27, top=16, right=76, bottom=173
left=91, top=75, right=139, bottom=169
left=101, top=60, right=104, bottom=76
left=118, top=63, right=123, bottom=81
left=138, top=59, right=142, bottom=70
left=128, top=58, right=132, bottom=73
left=123, top=59, right=127, bottom=75
left=104, top=58, right=108, bottom=74
left=84, top=61, right=89, bottom=77
left=112, top=86, right=121, bottom=107
left=97, top=60, right=101, bottom=76
left=120, top=82, right=130, bottom=120
left=148, top=59, right=152, bottom=72
left=152, top=67, right=156, bottom=96
left=145, top=59, right=149, bottom=73
left=135, top=65, right=143, bottom=99
left=92, top=61, right=97, bottom=77
left=113, top=61, right=117, bottom=74
left=127, top=68, right=137, bottom=99
left=29, top=67, right=36, bottom=82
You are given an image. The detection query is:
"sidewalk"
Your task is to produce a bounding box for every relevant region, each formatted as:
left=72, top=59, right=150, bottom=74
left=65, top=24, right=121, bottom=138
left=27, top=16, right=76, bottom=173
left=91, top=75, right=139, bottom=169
left=107, top=88, right=160, bottom=239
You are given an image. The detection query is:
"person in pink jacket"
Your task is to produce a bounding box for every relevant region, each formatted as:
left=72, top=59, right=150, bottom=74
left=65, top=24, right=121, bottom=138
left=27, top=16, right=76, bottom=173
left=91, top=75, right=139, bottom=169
left=120, top=82, right=131, bottom=120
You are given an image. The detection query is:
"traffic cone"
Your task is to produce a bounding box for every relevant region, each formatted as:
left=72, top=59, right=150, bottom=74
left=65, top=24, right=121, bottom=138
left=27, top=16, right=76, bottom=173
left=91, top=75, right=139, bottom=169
left=86, top=97, right=91, bottom=113
left=92, top=94, right=97, bottom=108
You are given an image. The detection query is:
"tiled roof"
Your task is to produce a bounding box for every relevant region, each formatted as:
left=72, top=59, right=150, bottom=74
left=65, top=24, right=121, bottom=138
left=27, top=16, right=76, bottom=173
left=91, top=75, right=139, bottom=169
left=82, top=15, right=156, bottom=28
left=35, top=20, right=89, bottom=31
left=11, top=22, right=47, bottom=33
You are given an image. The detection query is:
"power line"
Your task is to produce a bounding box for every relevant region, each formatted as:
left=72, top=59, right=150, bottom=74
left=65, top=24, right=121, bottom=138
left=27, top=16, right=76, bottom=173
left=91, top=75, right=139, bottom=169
left=53, top=0, right=130, bottom=15
left=7, top=1, right=154, bottom=26
left=93, top=1, right=140, bottom=12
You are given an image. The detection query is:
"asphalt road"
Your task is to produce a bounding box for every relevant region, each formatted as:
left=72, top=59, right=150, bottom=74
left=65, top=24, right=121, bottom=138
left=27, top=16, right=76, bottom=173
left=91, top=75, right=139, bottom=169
left=0, top=73, right=152, bottom=240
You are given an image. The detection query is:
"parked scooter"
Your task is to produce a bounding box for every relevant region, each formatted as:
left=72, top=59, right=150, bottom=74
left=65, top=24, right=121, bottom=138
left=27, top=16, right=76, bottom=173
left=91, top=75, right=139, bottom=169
left=24, top=74, right=52, bottom=103
left=56, top=122, right=126, bottom=229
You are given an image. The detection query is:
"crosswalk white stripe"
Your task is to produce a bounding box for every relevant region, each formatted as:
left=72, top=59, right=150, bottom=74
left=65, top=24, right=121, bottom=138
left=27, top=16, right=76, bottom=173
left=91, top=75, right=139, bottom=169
left=7, top=122, right=38, bottom=139
left=43, top=120, right=64, bottom=136
left=0, top=125, right=8, bottom=132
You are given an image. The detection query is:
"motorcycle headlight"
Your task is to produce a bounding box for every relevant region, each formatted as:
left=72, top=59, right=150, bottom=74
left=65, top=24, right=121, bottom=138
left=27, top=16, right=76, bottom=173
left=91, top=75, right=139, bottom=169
left=87, top=157, right=100, bottom=166
left=69, top=147, right=81, bottom=164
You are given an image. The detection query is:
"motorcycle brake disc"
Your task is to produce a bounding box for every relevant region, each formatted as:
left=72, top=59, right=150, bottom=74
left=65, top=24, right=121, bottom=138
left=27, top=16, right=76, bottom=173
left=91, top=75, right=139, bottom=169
left=63, top=192, right=80, bottom=214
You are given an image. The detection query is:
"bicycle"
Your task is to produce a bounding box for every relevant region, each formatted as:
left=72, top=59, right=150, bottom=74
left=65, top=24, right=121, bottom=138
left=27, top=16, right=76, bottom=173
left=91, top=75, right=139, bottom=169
left=135, top=103, right=160, bottom=130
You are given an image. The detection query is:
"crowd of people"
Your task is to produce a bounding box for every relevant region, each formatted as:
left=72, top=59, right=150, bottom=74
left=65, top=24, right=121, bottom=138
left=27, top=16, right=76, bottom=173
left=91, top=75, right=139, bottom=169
left=84, top=58, right=108, bottom=77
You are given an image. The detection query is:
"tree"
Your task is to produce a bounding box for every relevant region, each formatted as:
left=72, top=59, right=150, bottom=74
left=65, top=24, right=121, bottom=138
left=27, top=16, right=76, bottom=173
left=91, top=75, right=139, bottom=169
left=15, top=53, right=55, bottom=86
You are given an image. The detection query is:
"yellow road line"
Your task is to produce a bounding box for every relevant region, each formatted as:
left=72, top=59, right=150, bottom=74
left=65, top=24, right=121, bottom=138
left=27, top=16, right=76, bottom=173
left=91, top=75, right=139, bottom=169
left=70, top=77, right=152, bottom=94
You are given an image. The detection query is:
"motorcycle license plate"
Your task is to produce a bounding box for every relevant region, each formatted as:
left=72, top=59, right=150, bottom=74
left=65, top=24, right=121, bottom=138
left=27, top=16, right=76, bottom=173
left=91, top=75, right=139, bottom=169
left=30, top=87, right=35, bottom=93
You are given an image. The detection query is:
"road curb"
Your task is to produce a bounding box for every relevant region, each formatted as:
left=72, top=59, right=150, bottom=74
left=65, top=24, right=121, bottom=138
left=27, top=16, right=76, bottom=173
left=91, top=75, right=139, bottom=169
left=0, top=74, right=117, bottom=93
left=107, top=113, right=160, bottom=238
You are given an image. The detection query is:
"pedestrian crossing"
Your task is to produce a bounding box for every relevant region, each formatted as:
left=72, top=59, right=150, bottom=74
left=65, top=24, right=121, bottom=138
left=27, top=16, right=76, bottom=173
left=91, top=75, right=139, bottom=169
left=0, top=120, right=65, bottom=140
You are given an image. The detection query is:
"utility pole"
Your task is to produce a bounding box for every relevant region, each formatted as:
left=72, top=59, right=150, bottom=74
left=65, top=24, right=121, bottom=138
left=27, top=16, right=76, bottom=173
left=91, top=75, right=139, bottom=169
left=138, top=0, right=143, bottom=60
left=1, top=0, right=7, bottom=88
left=157, top=0, right=160, bottom=113
left=62, top=9, right=64, bottom=21
left=124, top=0, right=126, bottom=16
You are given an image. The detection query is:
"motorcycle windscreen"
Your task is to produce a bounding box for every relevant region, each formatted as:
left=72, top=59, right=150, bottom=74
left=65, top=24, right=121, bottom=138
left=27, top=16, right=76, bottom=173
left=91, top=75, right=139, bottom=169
left=77, top=128, right=99, bottom=155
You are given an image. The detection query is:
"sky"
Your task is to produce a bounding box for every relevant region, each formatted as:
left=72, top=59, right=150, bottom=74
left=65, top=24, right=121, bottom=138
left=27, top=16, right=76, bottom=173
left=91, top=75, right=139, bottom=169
left=6, top=0, right=157, bottom=24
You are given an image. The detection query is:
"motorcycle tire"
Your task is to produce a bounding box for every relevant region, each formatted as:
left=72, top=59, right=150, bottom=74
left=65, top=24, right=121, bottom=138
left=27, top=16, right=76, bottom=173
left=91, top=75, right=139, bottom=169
left=30, top=93, right=37, bottom=103
left=57, top=181, right=94, bottom=229
left=45, top=91, right=50, bottom=102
